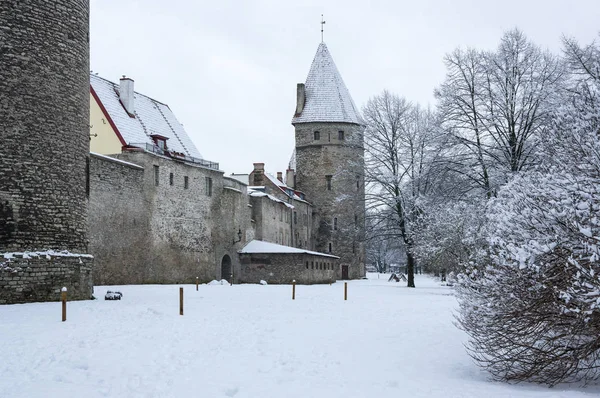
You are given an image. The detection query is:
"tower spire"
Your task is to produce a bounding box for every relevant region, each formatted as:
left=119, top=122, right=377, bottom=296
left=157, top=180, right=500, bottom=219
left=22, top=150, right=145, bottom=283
left=321, top=14, right=326, bottom=42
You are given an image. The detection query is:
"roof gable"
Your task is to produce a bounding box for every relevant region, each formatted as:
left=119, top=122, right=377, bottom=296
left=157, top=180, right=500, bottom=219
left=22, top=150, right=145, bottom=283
left=90, top=74, right=203, bottom=159
left=291, top=43, right=364, bottom=126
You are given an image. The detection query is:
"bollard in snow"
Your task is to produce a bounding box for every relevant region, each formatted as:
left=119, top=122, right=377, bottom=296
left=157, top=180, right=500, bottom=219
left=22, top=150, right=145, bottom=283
left=292, top=280, right=296, bottom=300
left=344, top=282, right=348, bottom=301
left=61, top=287, right=67, bottom=322
left=180, top=287, right=184, bottom=316
left=196, top=277, right=199, bottom=291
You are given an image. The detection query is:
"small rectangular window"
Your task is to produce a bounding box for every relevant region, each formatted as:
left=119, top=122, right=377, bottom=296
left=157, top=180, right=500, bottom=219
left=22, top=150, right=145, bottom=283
left=184, top=176, right=189, bottom=189
left=154, top=165, right=159, bottom=186
left=205, top=177, right=212, bottom=196
left=338, top=130, right=345, bottom=140
left=326, top=175, right=332, bottom=191
left=169, top=172, right=174, bottom=186
left=314, top=131, right=320, bottom=140
left=294, top=211, right=297, bottom=224
left=333, top=217, right=338, bottom=231
left=328, top=242, right=332, bottom=253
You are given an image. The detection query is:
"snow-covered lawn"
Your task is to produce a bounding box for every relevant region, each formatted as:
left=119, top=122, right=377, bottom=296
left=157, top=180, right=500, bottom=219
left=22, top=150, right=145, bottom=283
left=1, top=274, right=598, bottom=397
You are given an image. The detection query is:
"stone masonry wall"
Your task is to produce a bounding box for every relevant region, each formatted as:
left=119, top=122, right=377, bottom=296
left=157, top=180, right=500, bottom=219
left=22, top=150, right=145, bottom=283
left=239, top=252, right=338, bottom=285
left=112, top=151, right=235, bottom=284
left=88, top=153, right=150, bottom=285
left=294, top=122, right=366, bottom=279
left=249, top=195, right=293, bottom=246
left=216, top=177, right=252, bottom=282
left=0, top=252, right=93, bottom=304
left=0, top=0, right=90, bottom=253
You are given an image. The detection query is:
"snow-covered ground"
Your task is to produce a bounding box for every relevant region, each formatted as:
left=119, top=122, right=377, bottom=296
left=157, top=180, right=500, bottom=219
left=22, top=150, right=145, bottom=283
left=1, top=274, right=598, bottom=398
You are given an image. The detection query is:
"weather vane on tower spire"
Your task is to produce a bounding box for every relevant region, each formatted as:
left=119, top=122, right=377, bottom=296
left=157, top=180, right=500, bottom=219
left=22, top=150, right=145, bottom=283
left=321, top=14, right=326, bottom=42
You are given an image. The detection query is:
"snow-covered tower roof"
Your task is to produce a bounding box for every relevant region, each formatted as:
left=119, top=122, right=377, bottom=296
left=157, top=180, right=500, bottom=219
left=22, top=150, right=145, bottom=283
left=292, top=42, right=364, bottom=126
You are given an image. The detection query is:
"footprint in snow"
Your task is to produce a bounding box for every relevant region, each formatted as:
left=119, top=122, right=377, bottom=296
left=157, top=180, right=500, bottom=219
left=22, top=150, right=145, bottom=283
left=225, top=387, right=239, bottom=397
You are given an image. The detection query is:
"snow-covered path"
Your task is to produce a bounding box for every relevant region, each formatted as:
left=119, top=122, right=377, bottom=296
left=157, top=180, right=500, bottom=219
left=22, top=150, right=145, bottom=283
left=1, top=274, right=598, bottom=397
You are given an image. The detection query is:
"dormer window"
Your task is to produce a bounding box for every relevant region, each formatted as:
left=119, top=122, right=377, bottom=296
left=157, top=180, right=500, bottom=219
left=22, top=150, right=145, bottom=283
left=150, top=134, right=169, bottom=151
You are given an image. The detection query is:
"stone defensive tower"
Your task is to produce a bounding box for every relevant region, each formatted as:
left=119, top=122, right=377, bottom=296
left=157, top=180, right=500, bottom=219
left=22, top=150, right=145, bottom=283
left=0, top=0, right=93, bottom=303
left=292, top=43, right=366, bottom=279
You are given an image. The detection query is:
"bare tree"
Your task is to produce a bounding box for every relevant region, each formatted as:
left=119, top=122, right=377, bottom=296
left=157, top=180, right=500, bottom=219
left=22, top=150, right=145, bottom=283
left=436, top=29, right=563, bottom=200
left=363, top=91, right=445, bottom=287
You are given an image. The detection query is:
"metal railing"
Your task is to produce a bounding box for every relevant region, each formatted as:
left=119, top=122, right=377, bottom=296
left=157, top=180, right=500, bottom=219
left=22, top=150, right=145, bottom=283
left=128, top=143, right=220, bottom=170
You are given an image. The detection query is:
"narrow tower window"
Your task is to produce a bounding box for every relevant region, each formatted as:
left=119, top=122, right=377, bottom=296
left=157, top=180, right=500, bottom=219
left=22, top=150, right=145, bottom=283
left=154, top=165, right=159, bottom=186
left=314, top=131, right=320, bottom=140
left=205, top=177, right=213, bottom=196
left=333, top=217, right=338, bottom=231
left=184, top=176, right=189, bottom=189
left=169, top=172, right=174, bottom=186
left=328, top=242, right=332, bottom=253
left=326, top=175, right=332, bottom=191
left=338, top=130, right=345, bottom=140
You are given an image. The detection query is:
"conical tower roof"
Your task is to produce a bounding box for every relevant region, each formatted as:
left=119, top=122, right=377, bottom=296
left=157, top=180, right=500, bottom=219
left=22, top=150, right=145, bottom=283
left=292, top=43, right=364, bottom=125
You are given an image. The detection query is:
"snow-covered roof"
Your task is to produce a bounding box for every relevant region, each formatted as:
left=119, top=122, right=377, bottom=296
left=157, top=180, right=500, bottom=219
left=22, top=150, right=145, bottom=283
left=292, top=43, right=364, bottom=126
left=90, top=74, right=203, bottom=158
left=248, top=189, right=295, bottom=209
left=229, top=174, right=250, bottom=185
left=263, top=172, right=308, bottom=204
left=239, top=240, right=339, bottom=258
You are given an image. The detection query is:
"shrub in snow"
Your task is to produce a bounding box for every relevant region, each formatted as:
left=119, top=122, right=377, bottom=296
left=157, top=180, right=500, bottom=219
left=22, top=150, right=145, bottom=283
left=259, top=280, right=268, bottom=285
left=456, top=171, right=600, bottom=385
left=456, top=34, right=600, bottom=386
left=105, top=291, right=123, bottom=300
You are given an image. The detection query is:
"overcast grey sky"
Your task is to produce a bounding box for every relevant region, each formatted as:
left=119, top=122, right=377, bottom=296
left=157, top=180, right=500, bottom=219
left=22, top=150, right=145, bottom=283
left=90, top=0, right=600, bottom=176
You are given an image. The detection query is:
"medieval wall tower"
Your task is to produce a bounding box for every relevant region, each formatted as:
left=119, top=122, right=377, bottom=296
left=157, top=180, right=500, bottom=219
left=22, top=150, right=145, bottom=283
left=0, top=0, right=93, bottom=303
left=292, top=43, right=366, bottom=279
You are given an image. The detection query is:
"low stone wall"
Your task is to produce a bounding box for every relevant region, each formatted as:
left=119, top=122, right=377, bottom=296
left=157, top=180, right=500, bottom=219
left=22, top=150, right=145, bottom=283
left=0, top=252, right=93, bottom=304
left=239, top=252, right=338, bottom=284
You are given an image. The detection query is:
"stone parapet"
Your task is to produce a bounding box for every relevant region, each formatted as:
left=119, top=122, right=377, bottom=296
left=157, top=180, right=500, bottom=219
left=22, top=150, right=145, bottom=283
left=0, top=251, right=93, bottom=304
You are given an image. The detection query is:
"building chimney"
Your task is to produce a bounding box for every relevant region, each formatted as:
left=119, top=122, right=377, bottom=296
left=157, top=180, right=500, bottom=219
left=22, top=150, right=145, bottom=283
left=295, top=83, right=305, bottom=115
left=277, top=172, right=283, bottom=183
left=119, top=76, right=135, bottom=116
left=286, top=169, right=295, bottom=189
left=252, top=162, right=265, bottom=186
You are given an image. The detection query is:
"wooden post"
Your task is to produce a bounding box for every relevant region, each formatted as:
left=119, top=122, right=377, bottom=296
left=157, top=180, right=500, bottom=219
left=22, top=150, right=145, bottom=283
left=61, top=287, right=67, bottom=322
left=179, top=287, right=183, bottom=316
left=292, top=280, right=296, bottom=300
left=196, top=277, right=199, bottom=291
left=344, top=282, right=348, bottom=301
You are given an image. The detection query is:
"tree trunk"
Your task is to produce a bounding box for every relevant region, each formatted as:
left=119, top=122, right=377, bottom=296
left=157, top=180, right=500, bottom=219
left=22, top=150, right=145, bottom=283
left=405, top=247, right=416, bottom=288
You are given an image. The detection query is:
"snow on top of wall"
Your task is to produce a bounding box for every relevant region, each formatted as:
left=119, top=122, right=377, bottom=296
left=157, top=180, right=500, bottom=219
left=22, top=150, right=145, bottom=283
left=2, top=250, right=94, bottom=259
left=90, top=74, right=203, bottom=159
left=90, top=152, right=144, bottom=169
left=239, top=240, right=339, bottom=258
left=291, top=43, right=364, bottom=126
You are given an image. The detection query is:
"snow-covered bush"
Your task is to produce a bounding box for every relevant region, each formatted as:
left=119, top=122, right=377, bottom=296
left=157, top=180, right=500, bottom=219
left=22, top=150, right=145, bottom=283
left=456, top=34, right=600, bottom=385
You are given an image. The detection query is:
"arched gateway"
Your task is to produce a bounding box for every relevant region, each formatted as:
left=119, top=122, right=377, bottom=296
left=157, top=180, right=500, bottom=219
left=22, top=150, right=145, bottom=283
left=221, top=255, right=232, bottom=283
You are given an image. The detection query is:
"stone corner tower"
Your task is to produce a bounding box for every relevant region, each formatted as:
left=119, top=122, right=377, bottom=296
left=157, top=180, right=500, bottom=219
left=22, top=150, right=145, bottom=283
left=0, top=0, right=93, bottom=303
left=291, top=42, right=366, bottom=279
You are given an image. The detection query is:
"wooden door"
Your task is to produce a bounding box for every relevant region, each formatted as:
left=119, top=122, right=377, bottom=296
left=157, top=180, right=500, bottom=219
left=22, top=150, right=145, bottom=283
left=341, top=265, right=349, bottom=280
